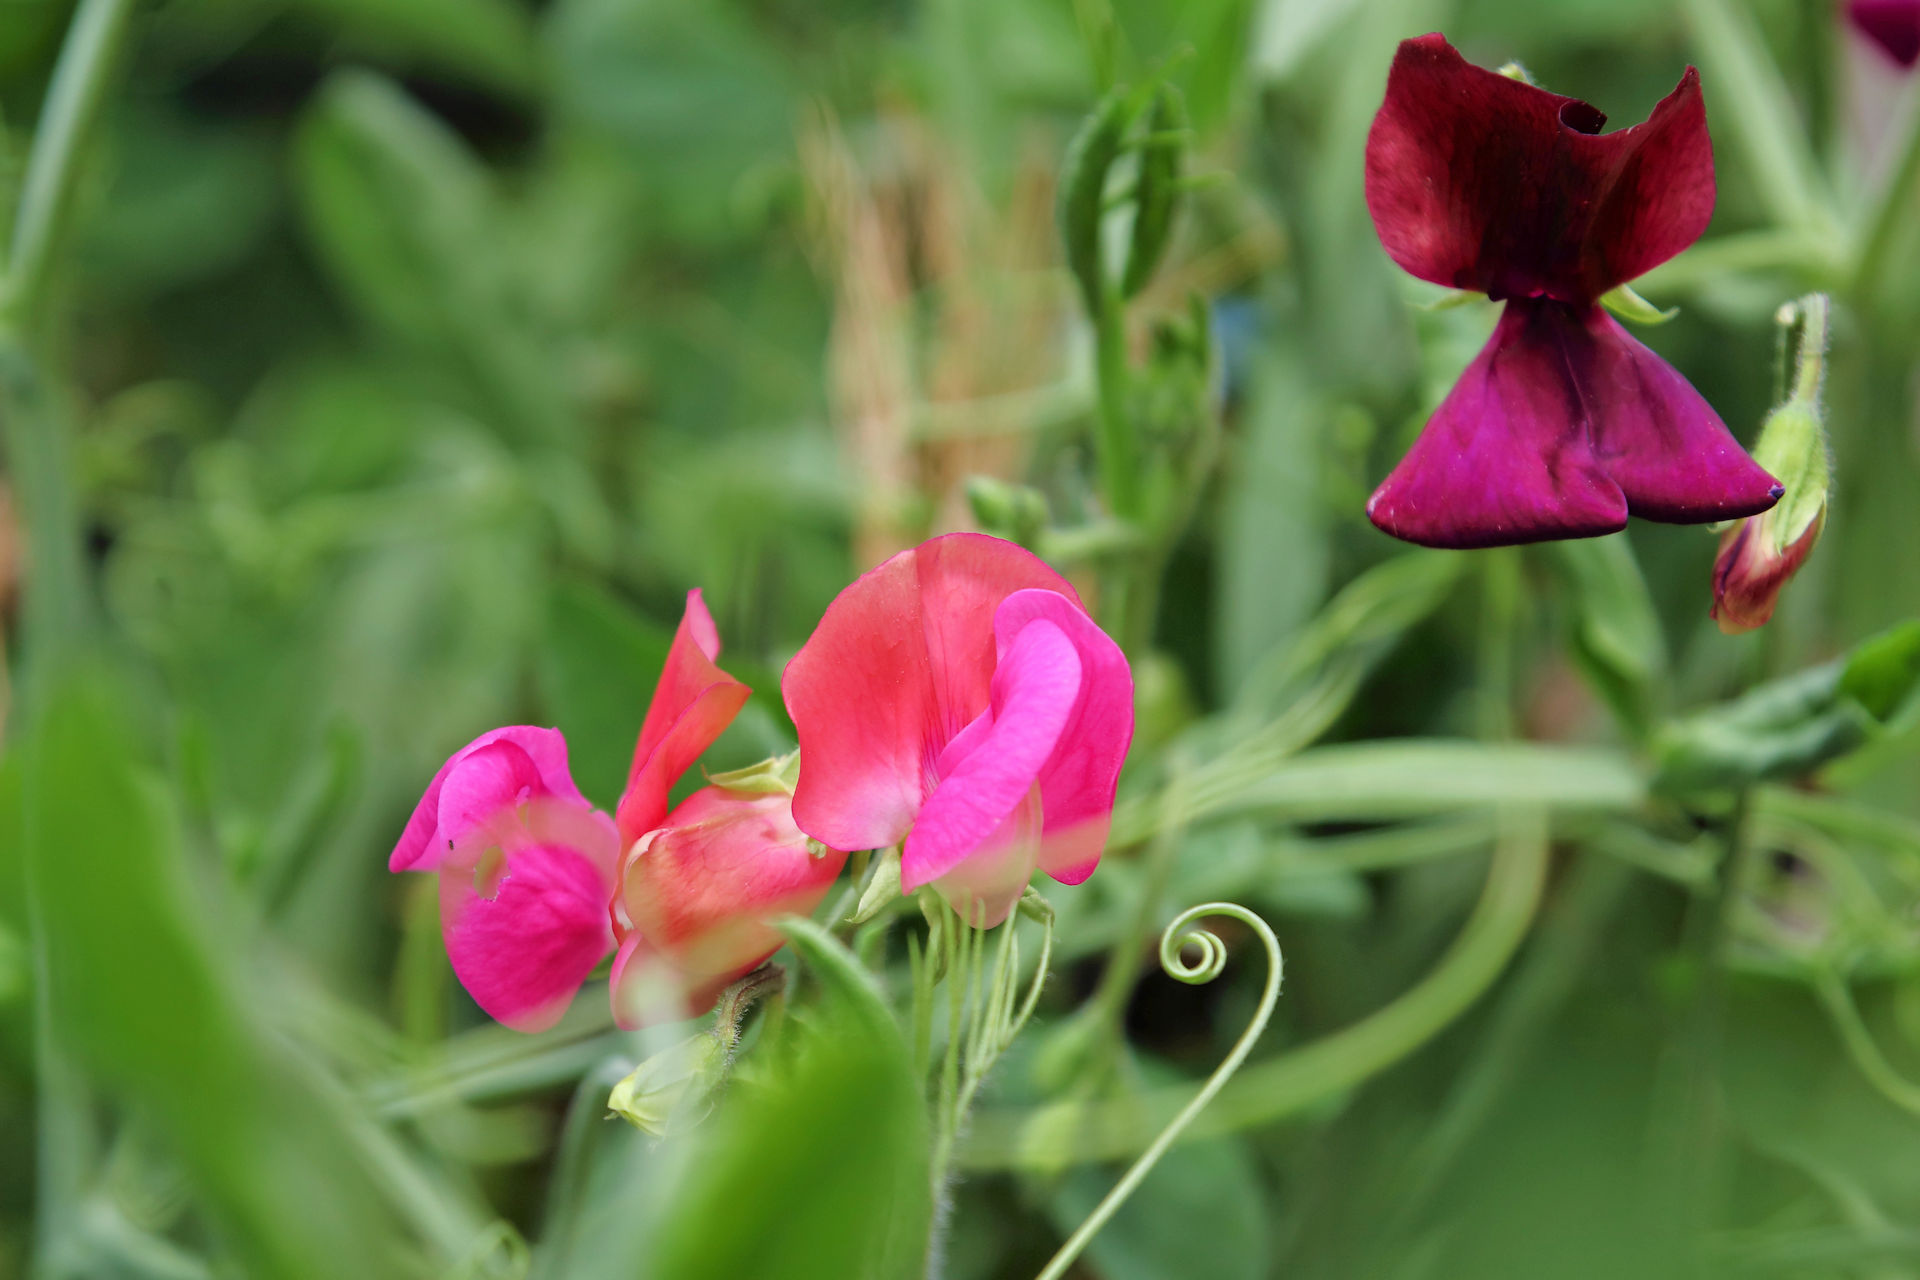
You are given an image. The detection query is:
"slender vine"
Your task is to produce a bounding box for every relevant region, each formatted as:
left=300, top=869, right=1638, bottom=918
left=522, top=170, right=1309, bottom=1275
left=1034, top=902, right=1283, bottom=1280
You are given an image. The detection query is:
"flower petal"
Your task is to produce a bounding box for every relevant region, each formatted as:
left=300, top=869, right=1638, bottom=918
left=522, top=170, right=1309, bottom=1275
left=933, top=786, right=1043, bottom=928
left=1365, top=33, right=1713, bottom=305
left=623, top=788, right=845, bottom=971
left=901, top=618, right=1082, bottom=892
left=783, top=533, right=1080, bottom=854
left=440, top=841, right=617, bottom=1033
left=608, top=935, right=737, bottom=1031
left=990, top=590, right=1134, bottom=885
left=1711, top=509, right=1824, bottom=634
left=614, top=589, right=750, bottom=846
left=1582, top=307, right=1783, bottom=523
left=391, top=727, right=587, bottom=872
left=1368, top=300, right=1630, bottom=548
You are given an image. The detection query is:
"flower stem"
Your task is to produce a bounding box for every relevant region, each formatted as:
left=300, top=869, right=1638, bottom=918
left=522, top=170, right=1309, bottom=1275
left=1681, top=0, right=1834, bottom=242
left=1815, top=974, right=1920, bottom=1118
left=1, top=0, right=139, bottom=700
left=1849, top=77, right=1920, bottom=302
left=4, top=0, right=141, bottom=327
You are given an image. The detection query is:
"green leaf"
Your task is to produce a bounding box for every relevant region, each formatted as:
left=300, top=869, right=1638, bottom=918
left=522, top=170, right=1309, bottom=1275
left=1655, top=622, right=1920, bottom=795
left=294, top=71, right=570, bottom=449
left=281, top=0, right=540, bottom=95
left=1839, top=621, right=1920, bottom=723
left=1545, top=535, right=1668, bottom=738
left=1597, top=283, right=1678, bottom=325
left=650, top=921, right=929, bottom=1280
left=15, top=670, right=414, bottom=1278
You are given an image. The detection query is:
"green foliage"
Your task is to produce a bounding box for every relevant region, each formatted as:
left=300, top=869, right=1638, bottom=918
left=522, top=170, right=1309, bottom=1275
left=5, top=0, right=1920, bottom=1274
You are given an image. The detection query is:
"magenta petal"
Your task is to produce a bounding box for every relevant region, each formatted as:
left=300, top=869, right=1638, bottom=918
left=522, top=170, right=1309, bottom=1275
left=440, top=842, right=617, bottom=1033
left=1369, top=300, right=1779, bottom=548
left=1368, top=301, right=1629, bottom=548
left=391, top=727, right=588, bottom=872
left=990, top=590, right=1134, bottom=885
left=1580, top=307, right=1782, bottom=522
left=1365, top=34, right=1714, bottom=305
left=901, top=619, right=1082, bottom=893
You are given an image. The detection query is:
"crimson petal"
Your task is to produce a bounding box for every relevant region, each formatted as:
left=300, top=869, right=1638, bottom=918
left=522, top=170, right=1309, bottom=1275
left=1365, top=33, right=1715, bottom=306
left=614, top=589, right=750, bottom=847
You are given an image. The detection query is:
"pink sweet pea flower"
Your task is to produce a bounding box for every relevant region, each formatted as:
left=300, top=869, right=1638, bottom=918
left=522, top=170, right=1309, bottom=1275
left=781, top=534, right=1133, bottom=924
left=392, top=591, right=846, bottom=1032
left=389, top=726, right=620, bottom=1032
left=1851, top=0, right=1920, bottom=67
left=1363, top=34, right=1782, bottom=548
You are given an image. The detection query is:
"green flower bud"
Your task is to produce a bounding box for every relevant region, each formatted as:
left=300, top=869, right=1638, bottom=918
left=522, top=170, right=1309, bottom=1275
left=607, top=1033, right=726, bottom=1138
left=1712, top=294, right=1832, bottom=634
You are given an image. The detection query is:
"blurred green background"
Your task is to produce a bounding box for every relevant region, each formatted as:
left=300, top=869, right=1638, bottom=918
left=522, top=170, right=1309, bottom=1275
left=3, top=0, right=1920, bottom=1276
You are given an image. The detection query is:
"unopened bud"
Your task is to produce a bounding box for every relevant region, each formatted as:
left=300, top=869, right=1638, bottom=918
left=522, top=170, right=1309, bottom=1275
left=1712, top=294, right=1832, bottom=634
left=607, top=1033, right=726, bottom=1138
left=966, top=476, right=1049, bottom=547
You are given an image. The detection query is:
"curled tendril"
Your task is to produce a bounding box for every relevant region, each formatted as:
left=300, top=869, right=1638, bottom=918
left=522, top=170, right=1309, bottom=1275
left=1035, top=902, right=1283, bottom=1280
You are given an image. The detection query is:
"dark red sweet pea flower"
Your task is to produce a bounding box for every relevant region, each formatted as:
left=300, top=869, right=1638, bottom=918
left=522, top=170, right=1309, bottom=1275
left=1851, top=0, right=1920, bottom=67
left=1363, top=34, right=1782, bottom=548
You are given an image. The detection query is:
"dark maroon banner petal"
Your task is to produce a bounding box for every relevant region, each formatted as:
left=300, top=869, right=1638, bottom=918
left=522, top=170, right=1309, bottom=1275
left=1365, top=34, right=1714, bottom=304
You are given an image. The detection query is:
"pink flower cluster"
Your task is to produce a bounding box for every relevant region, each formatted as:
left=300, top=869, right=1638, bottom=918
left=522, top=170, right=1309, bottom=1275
left=390, top=535, right=1134, bottom=1031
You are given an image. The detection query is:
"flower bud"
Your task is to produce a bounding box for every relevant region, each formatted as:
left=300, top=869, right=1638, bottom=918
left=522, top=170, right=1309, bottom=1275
left=607, top=1033, right=726, bottom=1137
left=1711, top=295, right=1832, bottom=634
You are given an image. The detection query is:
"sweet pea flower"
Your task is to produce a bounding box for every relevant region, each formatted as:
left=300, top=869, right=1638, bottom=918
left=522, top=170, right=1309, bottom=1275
left=390, top=591, right=845, bottom=1032
left=1363, top=34, right=1783, bottom=548
left=1850, top=0, right=1920, bottom=67
left=781, top=534, right=1133, bottom=924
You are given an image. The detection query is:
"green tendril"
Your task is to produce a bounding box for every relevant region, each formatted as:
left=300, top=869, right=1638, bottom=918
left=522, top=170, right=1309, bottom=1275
left=1034, top=902, right=1283, bottom=1280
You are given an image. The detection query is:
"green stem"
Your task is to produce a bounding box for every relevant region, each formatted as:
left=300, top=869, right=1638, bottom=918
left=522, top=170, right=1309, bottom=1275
left=1645, top=789, right=1753, bottom=1266
left=1035, top=902, right=1283, bottom=1280
left=1091, top=291, right=1137, bottom=517
left=1, top=0, right=138, bottom=696
left=1388, top=853, right=1634, bottom=1236
left=1090, top=291, right=1141, bottom=642
left=1071, top=756, right=1192, bottom=1082
left=5, top=0, right=140, bottom=325
left=959, top=811, right=1549, bottom=1169
left=0, top=352, right=91, bottom=689
left=1681, top=0, right=1834, bottom=241
left=1849, top=77, right=1920, bottom=301
left=1816, top=974, right=1920, bottom=1118
left=1477, top=549, right=1520, bottom=741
